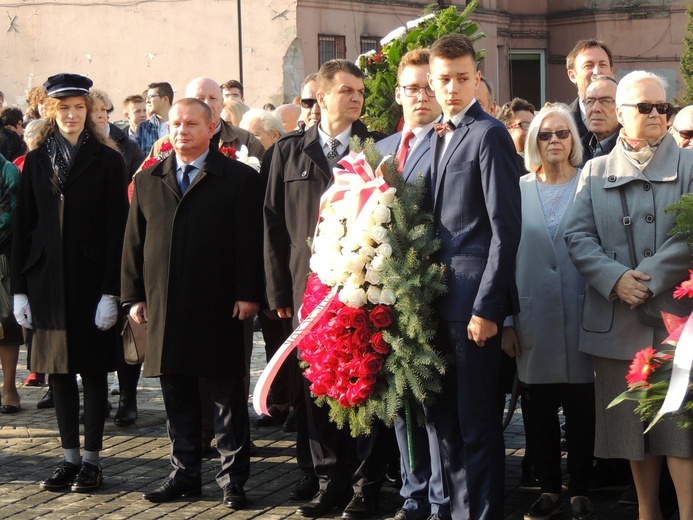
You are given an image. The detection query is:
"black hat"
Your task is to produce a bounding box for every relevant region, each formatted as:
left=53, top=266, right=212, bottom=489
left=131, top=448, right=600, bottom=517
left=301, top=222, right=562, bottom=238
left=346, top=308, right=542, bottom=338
left=43, top=73, right=93, bottom=98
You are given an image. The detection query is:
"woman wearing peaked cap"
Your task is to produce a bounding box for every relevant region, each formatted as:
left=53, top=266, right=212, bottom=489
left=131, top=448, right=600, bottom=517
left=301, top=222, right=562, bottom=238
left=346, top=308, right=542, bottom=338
left=10, top=73, right=128, bottom=493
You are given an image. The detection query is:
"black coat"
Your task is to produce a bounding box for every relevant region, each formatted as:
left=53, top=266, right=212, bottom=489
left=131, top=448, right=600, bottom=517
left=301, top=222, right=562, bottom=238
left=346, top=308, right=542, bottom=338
left=264, top=120, right=380, bottom=313
left=109, top=123, right=145, bottom=183
left=121, top=148, right=265, bottom=379
left=10, top=133, right=128, bottom=373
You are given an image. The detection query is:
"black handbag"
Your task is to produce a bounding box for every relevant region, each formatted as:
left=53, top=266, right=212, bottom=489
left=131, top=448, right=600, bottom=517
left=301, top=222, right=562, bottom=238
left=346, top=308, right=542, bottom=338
left=619, top=187, right=693, bottom=327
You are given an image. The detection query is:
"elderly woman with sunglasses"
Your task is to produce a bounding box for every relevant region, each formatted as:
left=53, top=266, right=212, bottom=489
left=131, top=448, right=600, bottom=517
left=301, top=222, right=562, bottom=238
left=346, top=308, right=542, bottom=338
left=565, top=71, right=693, bottom=520
left=502, top=102, right=597, bottom=520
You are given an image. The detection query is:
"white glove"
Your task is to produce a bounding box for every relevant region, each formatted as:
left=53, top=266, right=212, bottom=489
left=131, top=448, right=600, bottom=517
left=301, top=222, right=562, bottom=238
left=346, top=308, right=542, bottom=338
left=13, top=294, right=33, bottom=329
left=95, top=295, right=118, bottom=331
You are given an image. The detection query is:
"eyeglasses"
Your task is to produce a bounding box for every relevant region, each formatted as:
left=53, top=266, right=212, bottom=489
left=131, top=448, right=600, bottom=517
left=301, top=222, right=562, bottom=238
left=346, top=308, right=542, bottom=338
left=145, top=94, right=160, bottom=102
left=674, top=127, right=693, bottom=139
left=399, top=85, right=435, bottom=98
left=619, top=102, right=673, bottom=116
left=300, top=98, right=317, bottom=109
left=584, top=96, right=615, bottom=108
left=506, top=121, right=531, bottom=131
left=537, top=130, right=572, bottom=141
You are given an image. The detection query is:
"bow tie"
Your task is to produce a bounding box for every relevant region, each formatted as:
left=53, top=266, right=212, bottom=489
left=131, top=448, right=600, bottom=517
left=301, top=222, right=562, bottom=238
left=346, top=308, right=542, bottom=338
left=434, top=120, right=456, bottom=137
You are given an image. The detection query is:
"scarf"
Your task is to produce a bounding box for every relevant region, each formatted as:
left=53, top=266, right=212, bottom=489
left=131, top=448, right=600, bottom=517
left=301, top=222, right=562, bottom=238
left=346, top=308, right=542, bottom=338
left=46, top=129, right=89, bottom=186
left=618, top=128, right=665, bottom=171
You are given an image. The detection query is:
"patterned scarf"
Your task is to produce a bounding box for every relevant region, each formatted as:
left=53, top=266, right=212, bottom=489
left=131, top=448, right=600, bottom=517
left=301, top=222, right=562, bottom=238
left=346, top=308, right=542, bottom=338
left=46, top=129, right=89, bottom=187
left=618, top=128, right=665, bottom=171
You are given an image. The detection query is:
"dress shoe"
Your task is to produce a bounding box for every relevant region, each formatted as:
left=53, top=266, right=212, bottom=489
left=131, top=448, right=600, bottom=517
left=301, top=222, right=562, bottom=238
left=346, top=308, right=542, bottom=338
left=342, top=492, right=378, bottom=519
left=114, top=392, right=138, bottom=426
left=222, top=482, right=247, bottom=509
left=0, top=403, right=21, bottom=414
left=39, top=460, right=81, bottom=491
left=570, top=496, right=596, bottom=520
left=37, top=388, right=54, bottom=409
left=254, top=405, right=290, bottom=427
left=296, top=489, right=346, bottom=518
left=390, top=509, right=410, bottom=520
left=524, top=493, right=561, bottom=520
left=143, top=477, right=201, bottom=503
left=289, top=471, right=319, bottom=500
left=71, top=462, right=102, bottom=493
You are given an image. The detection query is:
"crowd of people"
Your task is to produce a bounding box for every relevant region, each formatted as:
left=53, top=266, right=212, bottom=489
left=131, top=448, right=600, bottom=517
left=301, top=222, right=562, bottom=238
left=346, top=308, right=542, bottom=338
left=0, top=33, right=692, bottom=520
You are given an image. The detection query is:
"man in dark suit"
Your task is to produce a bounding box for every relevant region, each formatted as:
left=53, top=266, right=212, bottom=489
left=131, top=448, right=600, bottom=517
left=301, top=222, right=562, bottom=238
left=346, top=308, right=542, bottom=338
left=566, top=39, right=614, bottom=140
left=376, top=49, right=450, bottom=520
left=426, top=34, right=521, bottom=520
left=264, top=59, right=388, bottom=519
left=581, top=74, right=620, bottom=164
left=121, top=98, right=264, bottom=509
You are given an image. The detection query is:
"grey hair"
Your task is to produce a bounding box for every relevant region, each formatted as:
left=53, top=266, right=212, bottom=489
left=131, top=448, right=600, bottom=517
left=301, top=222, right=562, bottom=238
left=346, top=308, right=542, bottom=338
left=239, top=108, right=285, bottom=136
left=525, top=102, right=583, bottom=173
left=616, top=71, right=668, bottom=106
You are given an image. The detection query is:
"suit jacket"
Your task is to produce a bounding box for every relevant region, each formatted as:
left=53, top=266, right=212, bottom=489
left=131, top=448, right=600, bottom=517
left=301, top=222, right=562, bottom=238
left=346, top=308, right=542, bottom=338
left=121, top=147, right=265, bottom=378
left=429, top=101, right=521, bottom=323
left=565, top=133, right=693, bottom=359
left=570, top=97, right=589, bottom=141
left=11, top=134, right=127, bottom=373
left=264, top=120, right=377, bottom=313
left=513, top=172, right=593, bottom=384
left=376, top=127, right=435, bottom=184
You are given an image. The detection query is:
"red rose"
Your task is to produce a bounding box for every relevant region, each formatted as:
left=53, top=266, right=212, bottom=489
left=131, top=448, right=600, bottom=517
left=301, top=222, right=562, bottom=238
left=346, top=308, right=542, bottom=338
left=220, top=146, right=237, bottom=159
left=346, top=379, right=373, bottom=405
left=350, top=308, right=369, bottom=329
left=369, top=305, right=393, bottom=329
left=336, top=307, right=352, bottom=328
left=371, top=331, right=391, bottom=355
left=353, top=327, right=372, bottom=349
left=359, top=352, right=383, bottom=378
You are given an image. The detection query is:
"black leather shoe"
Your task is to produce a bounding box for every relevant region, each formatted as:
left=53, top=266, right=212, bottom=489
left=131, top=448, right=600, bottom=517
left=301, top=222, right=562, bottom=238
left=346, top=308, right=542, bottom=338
left=143, top=477, right=201, bottom=503
left=296, top=489, right=346, bottom=518
left=114, top=392, right=138, bottom=426
left=289, top=471, right=319, bottom=500
left=37, top=388, right=54, bottom=409
left=254, top=405, right=290, bottom=427
left=391, top=508, right=410, bottom=520
left=39, top=460, right=81, bottom=491
left=71, top=462, right=102, bottom=493
left=342, top=492, right=378, bottom=519
left=222, top=482, right=247, bottom=509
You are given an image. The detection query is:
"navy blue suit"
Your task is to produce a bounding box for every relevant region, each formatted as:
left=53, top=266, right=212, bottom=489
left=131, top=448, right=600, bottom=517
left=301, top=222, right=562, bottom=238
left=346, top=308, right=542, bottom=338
left=428, top=101, right=521, bottom=520
left=377, top=129, right=450, bottom=519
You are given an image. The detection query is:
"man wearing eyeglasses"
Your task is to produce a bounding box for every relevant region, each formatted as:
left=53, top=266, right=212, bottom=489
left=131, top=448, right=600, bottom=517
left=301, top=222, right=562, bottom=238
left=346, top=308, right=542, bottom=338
left=375, top=49, right=450, bottom=520
left=582, top=75, right=620, bottom=163
left=670, top=105, right=693, bottom=149
left=135, top=82, right=174, bottom=155
left=497, top=98, right=536, bottom=176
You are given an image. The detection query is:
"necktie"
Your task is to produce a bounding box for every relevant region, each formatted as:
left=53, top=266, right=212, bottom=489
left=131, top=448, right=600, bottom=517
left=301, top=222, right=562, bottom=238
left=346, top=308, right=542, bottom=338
left=434, top=120, right=456, bottom=137
left=396, top=130, right=415, bottom=171
left=179, top=164, right=195, bottom=194
left=326, top=137, right=340, bottom=161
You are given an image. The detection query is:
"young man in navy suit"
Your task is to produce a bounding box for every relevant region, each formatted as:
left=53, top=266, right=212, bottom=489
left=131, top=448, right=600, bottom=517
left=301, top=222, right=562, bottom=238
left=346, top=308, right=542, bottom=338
left=377, top=48, right=449, bottom=520
left=426, top=34, right=521, bottom=520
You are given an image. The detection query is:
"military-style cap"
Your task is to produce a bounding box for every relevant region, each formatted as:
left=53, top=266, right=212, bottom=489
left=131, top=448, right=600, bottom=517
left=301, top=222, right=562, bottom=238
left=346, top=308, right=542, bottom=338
left=43, top=73, right=93, bottom=98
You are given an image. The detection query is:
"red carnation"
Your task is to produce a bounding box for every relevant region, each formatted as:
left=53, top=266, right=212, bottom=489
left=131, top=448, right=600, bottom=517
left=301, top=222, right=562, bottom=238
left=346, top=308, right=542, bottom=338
left=220, top=146, right=238, bottom=160
left=369, top=305, right=393, bottom=329
left=626, top=347, right=662, bottom=387
left=160, top=142, right=173, bottom=153
left=673, top=270, right=693, bottom=300
left=141, top=157, right=160, bottom=170
left=371, top=331, right=391, bottom=355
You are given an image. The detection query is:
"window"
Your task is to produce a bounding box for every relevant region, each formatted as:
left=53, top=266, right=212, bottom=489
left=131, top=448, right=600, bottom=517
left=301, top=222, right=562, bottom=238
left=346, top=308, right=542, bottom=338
left=360, top=36, right=381, bottom=55
left=318, top=34, right=346, bottom=66
left=509, top=51, right=546, bottom=109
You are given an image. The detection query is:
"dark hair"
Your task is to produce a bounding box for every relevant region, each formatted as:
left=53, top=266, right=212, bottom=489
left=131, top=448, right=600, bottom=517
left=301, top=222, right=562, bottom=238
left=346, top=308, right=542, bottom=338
left=1, top=107, right=24, bottom=128
left=497, top=97, right=536, bottom=126
left=566, top=39, right=613, bottom=71
left=123, top=94, right=145, bottom=106
left=316, top=59, right=364, bottom=92
left=173, top=98, right=213, bottom=123
left=397, top=48, right=431, bottom=82
left=478, top=77, right=495, bottom=103
left=429, top=34, right=476, bottom=63
left=148, top=82, right=174, bottom=104
left=263, top=103, right=276, bottom=111
left=221, top=80, right=244, bottom=97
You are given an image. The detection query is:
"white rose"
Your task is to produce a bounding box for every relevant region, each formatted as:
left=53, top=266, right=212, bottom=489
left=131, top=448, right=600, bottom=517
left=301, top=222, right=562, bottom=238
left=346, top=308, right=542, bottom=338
left=369, top=225, right=388, bottom=244
left=379, top=287, right=396, bottom=305
left=370, top=255, right=386, bottom=272
left=343, top=252, right=365, bottom=274
left=359, top=245, right=376, bottom=262
left=320, top=269, right=338, bottom=287
left=364, top=269, right=382, bottom=285
left=346, top=272, right=366, bottom=287
left=380, top=187, right=396, bottom=205
left=372, top=204, right=391, bottom=224
left=356, top=229, right=373, bottom=247
left=336, top=270, right=350, bottom=284
left=376, top=243, right=392, bottom=258
left=339, top=286, right=368, bottom=308
left=366, top=285, right=382, bottom=304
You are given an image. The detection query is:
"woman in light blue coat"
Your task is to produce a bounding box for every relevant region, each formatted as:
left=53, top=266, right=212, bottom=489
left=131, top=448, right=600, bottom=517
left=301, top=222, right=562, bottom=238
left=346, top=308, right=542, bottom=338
left=503, top=103, right=596, bottom=520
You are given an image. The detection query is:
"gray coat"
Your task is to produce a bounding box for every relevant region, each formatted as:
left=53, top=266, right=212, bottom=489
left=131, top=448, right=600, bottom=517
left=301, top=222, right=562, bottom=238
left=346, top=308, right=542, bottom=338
left=564, top=133, right=693, bottom=360
left=513, top=172, right=593, bottom=384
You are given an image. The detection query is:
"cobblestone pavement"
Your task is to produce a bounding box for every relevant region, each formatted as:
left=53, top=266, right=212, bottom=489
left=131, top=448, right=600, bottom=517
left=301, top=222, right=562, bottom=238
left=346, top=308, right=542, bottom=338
left=0, top=332, right=648, bottom=519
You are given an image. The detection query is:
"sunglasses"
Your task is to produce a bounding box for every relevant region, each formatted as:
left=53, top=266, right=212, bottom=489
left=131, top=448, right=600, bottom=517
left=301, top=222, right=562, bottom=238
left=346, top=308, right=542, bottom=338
left=537, top=130, right=571, bottom=141
left=619, top=102, right=673, bottom=116
left=300, top=98, right=317, bottom=109
left=674, top=127, right=693, bottom=140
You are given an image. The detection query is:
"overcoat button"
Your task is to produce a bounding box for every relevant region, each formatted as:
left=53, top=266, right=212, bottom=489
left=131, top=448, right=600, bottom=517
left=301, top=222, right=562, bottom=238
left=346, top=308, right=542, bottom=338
left=644, top=249, right=653, bottom=257
left=643, top=183, right=651, bottom=191
left=551, top=265, right=558, bottom=272
left=645, top=214, right=654, bottom=223
left=608, top=175, right=616, bottom=182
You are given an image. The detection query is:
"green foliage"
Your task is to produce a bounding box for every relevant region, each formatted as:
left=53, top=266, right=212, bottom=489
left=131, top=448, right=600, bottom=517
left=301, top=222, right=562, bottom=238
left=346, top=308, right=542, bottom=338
left=678, top=3, right=693, bottom=106
left=316, top=138, right=448, bottom=436
left=666, top=193, right=693, bottom=246
left=357, top=1, right=486, bottom=134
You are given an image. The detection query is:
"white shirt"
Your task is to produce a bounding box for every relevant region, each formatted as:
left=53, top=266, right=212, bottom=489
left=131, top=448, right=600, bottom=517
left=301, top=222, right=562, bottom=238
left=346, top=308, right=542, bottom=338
left=175, top=149, right=210, bottom=187
left=402, top=121, right=436, bottom=158
left=317, top=125, right=352, bottom=159
left=437, top=97, right=477, bottom=170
